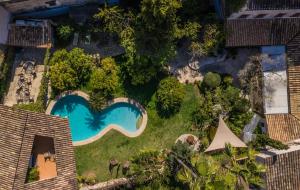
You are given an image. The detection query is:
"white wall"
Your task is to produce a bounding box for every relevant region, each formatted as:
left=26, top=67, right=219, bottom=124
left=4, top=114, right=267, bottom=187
left=0, top=6, right=10, bottom=45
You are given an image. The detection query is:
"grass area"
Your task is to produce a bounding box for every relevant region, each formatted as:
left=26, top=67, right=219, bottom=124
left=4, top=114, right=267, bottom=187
left=75, top=84, right=200, bottom=181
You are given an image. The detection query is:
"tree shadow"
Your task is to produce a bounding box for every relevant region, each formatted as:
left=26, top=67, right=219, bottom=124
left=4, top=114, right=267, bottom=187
left=84, top=113, right=106, bottom=131
left=121, top=71, right=168, bottom=106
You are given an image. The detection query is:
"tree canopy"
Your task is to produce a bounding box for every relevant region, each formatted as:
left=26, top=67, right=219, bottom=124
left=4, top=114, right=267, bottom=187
left=95, top=0, right=201, bottom=85
left=88, top=57, right=119, bottom=97
left=156, top=77, right=185, bottom=116
left=49, top=48, right=93, bottom=92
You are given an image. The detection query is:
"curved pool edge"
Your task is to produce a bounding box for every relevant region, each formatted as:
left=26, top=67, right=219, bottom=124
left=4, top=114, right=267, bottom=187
left=45, top=90, right=148, bottom=146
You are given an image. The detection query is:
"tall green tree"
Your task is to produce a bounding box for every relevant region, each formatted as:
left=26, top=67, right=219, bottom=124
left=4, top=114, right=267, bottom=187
left=176, top=145, right=265, bottom=190
left=95, top=0, right=194, bottom=85
left=156, top=77, right=185, bottom=116
left=49, top=48, right=93, bottom=92
left=135, top=0, right=181, bottom=58
left=94, top=6, right=126, bottom=34
left=88, top=57, right=119, bottom=97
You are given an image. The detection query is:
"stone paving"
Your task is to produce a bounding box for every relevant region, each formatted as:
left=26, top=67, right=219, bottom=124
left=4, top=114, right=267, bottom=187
left=169, top=48, right=259, bottom=84
left=3, top=48, right=45, bottom=106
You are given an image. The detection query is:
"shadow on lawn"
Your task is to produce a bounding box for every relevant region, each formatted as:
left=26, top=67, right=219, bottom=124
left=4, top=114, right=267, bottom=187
left=121, top=72, right=168, bottom=107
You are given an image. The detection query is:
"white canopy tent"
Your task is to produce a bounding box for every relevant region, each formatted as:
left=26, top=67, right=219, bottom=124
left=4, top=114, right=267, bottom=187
left=205, top=117, right=247, bottom=153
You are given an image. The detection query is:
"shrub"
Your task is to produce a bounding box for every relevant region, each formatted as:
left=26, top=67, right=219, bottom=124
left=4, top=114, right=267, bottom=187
left=88, top=57, right=119, bottom=97
left=0, top=47, right=14, bottom=102
left=252, top=134, right=289, bottom=150
left=49, top=48, right=93, bottom=93
left=26, top=167, right=39, bottom=183
left=156, top=77, right=185, bottom=116
left=203, top=72, right=221, bottom=89
left=57, top=25, right=74, bottom=41
left=223, top=75, right=233, bottom=86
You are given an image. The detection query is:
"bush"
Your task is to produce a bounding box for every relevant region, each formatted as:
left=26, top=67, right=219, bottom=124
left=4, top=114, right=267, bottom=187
left=223, top=75, right=233, bottom=86
left=57, top=25, right=74, bottom=41
left=88, top=57, right=119, bottom=97
left=252, top=134, right=289, bottom=150
left=156, top=77, right=185, bottom=116
left=26, top=167, right=39, bottom=183
left=0, top=47, right=15, bottom=102
left=203, top=72, right=221, bottom=89
left=49, top=48, right=93, bottom=93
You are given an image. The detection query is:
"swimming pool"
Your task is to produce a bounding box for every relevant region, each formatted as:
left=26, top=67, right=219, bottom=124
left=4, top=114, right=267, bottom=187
left=50, top=95, right=143, bottom=143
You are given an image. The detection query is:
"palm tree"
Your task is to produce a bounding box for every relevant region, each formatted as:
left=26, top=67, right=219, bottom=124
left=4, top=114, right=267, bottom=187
left=222, top=144, right=265, bottom=189
left=177, top=153, right=236, bottom=190
left=176, top=144, right=265, bottom=190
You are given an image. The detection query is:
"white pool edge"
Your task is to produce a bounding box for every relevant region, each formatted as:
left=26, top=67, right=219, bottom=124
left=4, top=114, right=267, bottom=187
left=45, top=90, right=148, bottom=146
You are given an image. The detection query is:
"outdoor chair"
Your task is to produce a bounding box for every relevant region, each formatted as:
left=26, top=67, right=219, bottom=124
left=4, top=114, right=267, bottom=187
left=29, top=96, right=34, bottom=103
left=17, top=80, right=24, bottom=88
left=44, top=152, right=51, bottom=162
left=51, top=154, right=56, bottom=162
left=32, top=71, right=37, bottom=79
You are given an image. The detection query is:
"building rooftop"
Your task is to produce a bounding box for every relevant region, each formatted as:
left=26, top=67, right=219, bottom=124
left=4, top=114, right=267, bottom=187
left=247, top=0, right=300, bottom=10
left=257, top=142, right=300, bottom=189
left=0, top=104, right=77, bottom=190
left=226, top=17, right=300, bottom=47
left=225, top=1, right=300, bottom=144
left=7, top=19, right=53, bottom=48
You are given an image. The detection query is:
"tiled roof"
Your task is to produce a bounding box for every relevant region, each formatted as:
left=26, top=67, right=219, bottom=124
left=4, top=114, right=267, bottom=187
left=248, top=0, right=300, bottom=10
left=7, top=20, right=52, bottom=48
left=266, top=114, right=300, bottom=142
left=287, top=33, right=300, bottom=120
left=265, top=36, right=300, bottom=143
left=0, top=104, right=77, bottom=190
left=226, top=18, right=300, bottom=47
left=257, top=145, right=300, bottom=190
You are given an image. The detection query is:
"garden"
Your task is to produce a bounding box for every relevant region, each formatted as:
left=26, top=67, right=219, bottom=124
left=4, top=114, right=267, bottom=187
left=4, top=0, right=288, bottom=189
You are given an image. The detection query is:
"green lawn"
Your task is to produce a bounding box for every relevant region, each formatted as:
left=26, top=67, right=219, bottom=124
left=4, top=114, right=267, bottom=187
left=75, top=84, right=200, bottom=181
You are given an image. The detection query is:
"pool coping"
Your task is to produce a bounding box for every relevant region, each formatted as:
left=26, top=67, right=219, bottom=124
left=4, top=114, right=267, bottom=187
left=45, top=90, right=148, bottom=146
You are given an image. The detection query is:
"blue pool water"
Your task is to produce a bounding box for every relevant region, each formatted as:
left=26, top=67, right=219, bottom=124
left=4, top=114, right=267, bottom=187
left=51, top=95, right=142, bottom=142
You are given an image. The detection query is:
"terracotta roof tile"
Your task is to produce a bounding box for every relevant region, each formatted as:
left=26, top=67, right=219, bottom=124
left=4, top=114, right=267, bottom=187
left=226, top=18, right=300, bottom=47
left=7, top=20, right=52, bottom=48
left=248, top=0, right=300, bottom=10
left=0, top=104, right=77, bottom=190
left=266, top=114, right=300, bottom=142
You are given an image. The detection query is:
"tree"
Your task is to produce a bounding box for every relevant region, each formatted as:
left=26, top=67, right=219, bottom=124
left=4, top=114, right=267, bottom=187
left=203, top=72, right=221, bottom=89
left=50, top=61, right=78, bottom=92
left=177, top=153, right=236, bottom=190
left=128, top=149, right=168, bottom=186
left=221, top=144, right=266, bottom=189
left=94, top=0, right=184, bottom=85
left=176, top=145, right=265, bottom=190
left=94, top=6, right=126, bottom=34
left=156, top=77, right=185, bottom=116
left=68, top=48, right=94, bottom=83
left=49, top=48, right=93, bottom=93
left=238, top=56, right=264, bottom=114
left=89, top=92, right=106, bottom=112
left=136, top=0, right=181, bottom=58
left=57, top=24, right=74, bottom=41
left=88, top=57, right=119, bottom=97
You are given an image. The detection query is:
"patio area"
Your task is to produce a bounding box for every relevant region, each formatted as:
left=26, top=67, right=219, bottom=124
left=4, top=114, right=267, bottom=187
left=31, top=135, right=57, bottom=180
left=4, top=48, right=45, bottom=106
